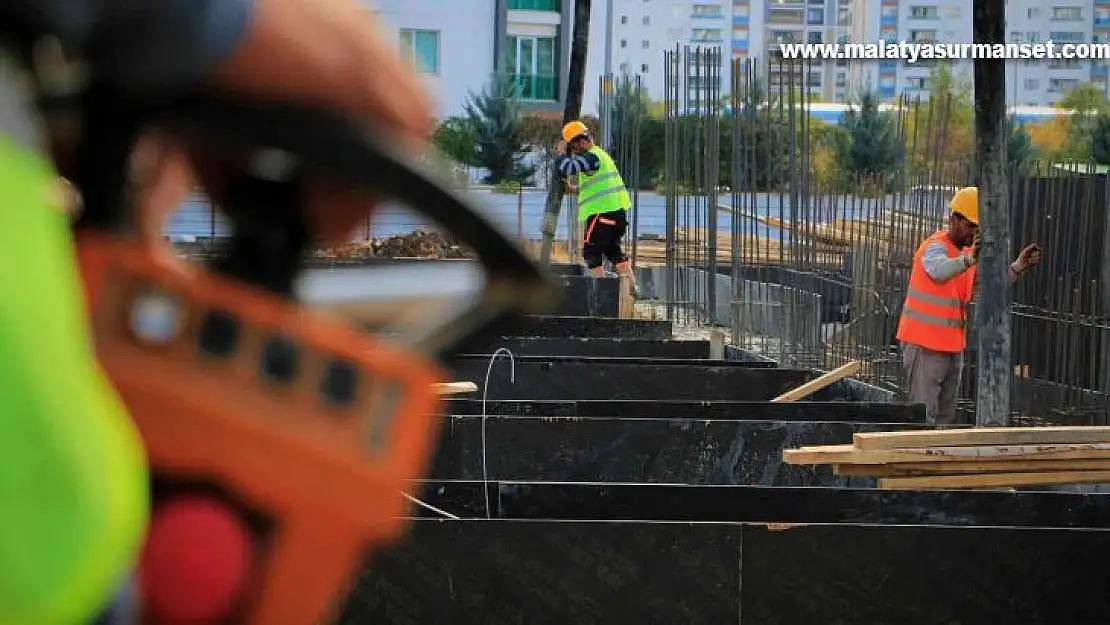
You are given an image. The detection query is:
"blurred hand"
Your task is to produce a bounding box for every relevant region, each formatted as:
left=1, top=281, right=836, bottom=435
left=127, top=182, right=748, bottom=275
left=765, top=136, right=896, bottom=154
left=1017, top=243, right=1042, bottom=270
left=968, top=230, right=981, bottom=265
left=556, top=140, right=567, bottom=153
left=140, top=0, right=436, bottom=250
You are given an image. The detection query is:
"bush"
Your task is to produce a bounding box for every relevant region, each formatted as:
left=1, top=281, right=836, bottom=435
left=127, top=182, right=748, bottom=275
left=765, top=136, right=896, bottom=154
left=492, top=180, right=522, bottom=194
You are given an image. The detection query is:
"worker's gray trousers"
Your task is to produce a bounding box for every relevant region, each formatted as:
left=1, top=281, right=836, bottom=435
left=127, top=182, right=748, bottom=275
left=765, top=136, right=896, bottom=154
left=900, top=342, right=964, bottom=425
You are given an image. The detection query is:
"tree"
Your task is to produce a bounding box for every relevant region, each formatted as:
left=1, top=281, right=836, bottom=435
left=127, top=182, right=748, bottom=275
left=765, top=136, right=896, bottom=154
left=1056, top=83, right=1110, bottom=158
left=462, top=74, right=535, bottom=184
left=432, top=116, right=480, bottom=167
left=1090, top=114, right=1110, bottom=165
left=904, top=63, right=975, bottom=174
left=1006, top=117, right=1037, bottom=176
left=836, top=90, right=904, bottom=181
left=539, top=0, right=592, bottom=264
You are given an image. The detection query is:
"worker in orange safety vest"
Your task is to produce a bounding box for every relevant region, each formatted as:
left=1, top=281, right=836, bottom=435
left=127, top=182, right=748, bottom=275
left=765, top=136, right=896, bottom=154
left=895, top=186, right=1042, bottom=425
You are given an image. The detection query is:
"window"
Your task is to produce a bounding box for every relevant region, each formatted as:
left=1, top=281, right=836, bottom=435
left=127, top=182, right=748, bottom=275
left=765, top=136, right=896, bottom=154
left=1026, top=31, right=1040, bottom=42
left=838, top=8, right=851, bottom=25
left=620, top=14, right=628, bottom=24
left=1051, top=7, right=1083, bottom=21
left=620, top=38, right=627, bottom=47
left=1027, top=7, right=1041, bottom=18
left=909, top=29, right=936, bottom=43
left=1049, top=57, right=1082, bottom=69
left=643, top=15, right=651, bottom=24
left=807, top=8, right=824, bottom=24
left=398, top=29, right=439, bottom=74
left=692, top=27, right=723, bottom=41
left=909, top=6, right=938, bottom=19
left=770, top=30, right=798, bottom=43
left=641, top=63, right=649, bottom=72
left=1049, top=31, right=1085, bottom=43
left=692, top=3, right=723, bottom=16
left=1048, top=78, right=1079, bottom=92
left=835, top=73, right=846, bottom=88
left=642, top=39, right=650, bottom=48
left=1010, top=31, right=1022, bottom=43
left=807, top=31, right=823, bottom=43
left=807, top=71, right=821, bottom=87
left=505, top=35, right=557, bottom=99
left=620, top=62, right=629, bottom=72
left=907, top=77, right=927, bottom=90
left=1024, top=78, right=1040, bottom=90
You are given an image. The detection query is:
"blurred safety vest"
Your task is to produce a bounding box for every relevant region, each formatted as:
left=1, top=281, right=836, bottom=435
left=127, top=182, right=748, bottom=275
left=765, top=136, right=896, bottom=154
left=0, top=46, right=149, bottom=624
left=577, top=146, right=630, bottom=221
left=895, top=230, right=977, bottom=353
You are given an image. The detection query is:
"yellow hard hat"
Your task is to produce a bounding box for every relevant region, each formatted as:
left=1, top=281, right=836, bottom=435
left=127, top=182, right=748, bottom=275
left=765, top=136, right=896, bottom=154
left=561, top=120, right=589, bottom=142
left=949, top=186, right=978, bottom=225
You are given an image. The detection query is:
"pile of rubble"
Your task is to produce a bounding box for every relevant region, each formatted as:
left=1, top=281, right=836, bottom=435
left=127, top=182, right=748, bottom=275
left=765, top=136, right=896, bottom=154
left=320, top=230, right=475, bottom=260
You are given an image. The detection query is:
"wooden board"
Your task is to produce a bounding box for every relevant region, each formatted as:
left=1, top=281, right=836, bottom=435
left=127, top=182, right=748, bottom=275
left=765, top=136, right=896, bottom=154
left=434, top=382, right=478, bottom=395
left=853, top=426, right=1110, bottom=451
left=783, top=442, right=1110, bottom=465
left=770, top=361, right=861, bottom=402
left=834, top=458, right=1110, bottom=477
left=879, top=470, right=1110, bottom=490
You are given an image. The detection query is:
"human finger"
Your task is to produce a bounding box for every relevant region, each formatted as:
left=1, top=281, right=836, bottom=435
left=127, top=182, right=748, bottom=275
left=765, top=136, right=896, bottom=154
left=208, top=0, right=434, bottom=147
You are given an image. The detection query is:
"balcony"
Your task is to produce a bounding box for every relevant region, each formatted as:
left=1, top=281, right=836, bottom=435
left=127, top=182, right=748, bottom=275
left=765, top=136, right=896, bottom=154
left=507, top=0, right=560, bottom=10
left=1095, top=16, right=1110, bottom=25
left=505, top=73, right=558, bottom=101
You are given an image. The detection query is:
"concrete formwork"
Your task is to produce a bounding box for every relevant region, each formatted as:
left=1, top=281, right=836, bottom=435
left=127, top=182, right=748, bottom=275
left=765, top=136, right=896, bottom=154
left=336, top=270, right=1109, bottom=623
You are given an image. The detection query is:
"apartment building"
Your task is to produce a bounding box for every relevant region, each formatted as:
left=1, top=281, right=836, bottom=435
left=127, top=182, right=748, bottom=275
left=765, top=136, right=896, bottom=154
left=865, top=0, right=1100, bottom=105
left=368, top=0, right=607, bottom=118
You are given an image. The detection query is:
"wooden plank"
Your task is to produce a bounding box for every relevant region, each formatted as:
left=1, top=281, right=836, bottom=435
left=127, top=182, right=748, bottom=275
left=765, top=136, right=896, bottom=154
left=879, top=470, right=1110, bottom=490
left=434, top=382, right=478, bottom=395
left=835, top=458, right=1110, bottom=477
left=770, top=361, right=861, bottom=403
left=853, top=426, right=1110, bottom=451
left=784, top=442, right=1110, bottom=465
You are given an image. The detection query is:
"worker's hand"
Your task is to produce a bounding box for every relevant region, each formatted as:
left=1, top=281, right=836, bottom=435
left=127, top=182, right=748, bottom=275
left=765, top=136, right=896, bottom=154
left=564, top=180, right=578, bottom=195
left=139, top=0, right=436, bottom=249
left=556, top=140, right=567, bottom=154
left=968, top=230, right=981, bottom=265
left=1015, top=243, right=1042, bottom=272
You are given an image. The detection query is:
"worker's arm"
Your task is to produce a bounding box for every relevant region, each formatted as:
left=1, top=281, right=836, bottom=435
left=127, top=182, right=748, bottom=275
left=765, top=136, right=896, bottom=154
left=553, top=150, right=601, bottom=178
left=3, top=0, right=251, bottom=91
left=922, top=242, right=1024, bottom=286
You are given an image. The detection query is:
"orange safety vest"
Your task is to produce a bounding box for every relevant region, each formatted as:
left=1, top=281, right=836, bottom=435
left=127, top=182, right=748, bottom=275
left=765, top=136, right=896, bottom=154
left=895, top=230, right=976, bottom=353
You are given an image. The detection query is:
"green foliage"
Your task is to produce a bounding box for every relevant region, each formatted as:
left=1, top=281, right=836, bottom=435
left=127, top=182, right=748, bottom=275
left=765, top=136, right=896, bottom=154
left=1006, top=117, right=1037, bottom=176
left=431, top=116, right=480, bottom=167
left=462, top=74, right=536, bottom=184
left=492, top=179, right=523, bottom=194
left=835, top=90, right=903, bottom=180
left=1089, top=114, right=1110, bottom=165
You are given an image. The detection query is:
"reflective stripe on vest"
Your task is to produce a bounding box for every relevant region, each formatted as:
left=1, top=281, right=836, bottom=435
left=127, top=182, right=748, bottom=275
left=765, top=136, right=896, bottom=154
left=577, top=146, right=631, bottom=221
left=895, top=230, right=976, bottom=352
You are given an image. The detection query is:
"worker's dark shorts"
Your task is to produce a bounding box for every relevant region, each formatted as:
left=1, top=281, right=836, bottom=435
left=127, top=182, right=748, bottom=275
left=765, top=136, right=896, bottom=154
left=582, top=209, right=628, bottom=268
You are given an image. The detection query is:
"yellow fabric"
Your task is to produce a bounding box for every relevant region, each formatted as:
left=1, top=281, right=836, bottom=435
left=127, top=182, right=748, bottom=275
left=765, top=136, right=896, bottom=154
left=0, top=135, right=149, bottom=624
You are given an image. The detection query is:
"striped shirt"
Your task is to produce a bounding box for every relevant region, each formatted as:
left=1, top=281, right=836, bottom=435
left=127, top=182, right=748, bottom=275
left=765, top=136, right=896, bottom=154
left=921, top=242, right=1020, bottom=286
left=554, top=151, right=601, bottom=178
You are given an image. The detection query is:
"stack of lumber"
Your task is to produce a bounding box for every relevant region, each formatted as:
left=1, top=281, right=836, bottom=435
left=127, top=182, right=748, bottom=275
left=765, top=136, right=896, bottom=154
left=783, top=426, right=1110, bottom=490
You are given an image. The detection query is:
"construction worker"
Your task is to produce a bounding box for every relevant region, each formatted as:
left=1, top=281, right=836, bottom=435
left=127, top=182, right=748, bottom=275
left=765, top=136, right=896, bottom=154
left=0, top=1, right=432, bottom=623
left=555, top=120, right=639, bottom=294
left=896, top=186, right=1042, bottom=425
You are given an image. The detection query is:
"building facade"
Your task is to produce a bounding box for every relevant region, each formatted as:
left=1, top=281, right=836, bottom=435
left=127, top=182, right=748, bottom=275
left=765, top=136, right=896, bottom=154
left=368, top=0, right=609, bottom=118
left=862, top=0, right=1101, bottom=105
left=368, top=0, right=1107, bottom=119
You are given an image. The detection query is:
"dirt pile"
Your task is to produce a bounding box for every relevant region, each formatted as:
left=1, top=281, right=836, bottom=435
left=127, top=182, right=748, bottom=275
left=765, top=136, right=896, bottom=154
left=321, top=230, right=475, bottom=260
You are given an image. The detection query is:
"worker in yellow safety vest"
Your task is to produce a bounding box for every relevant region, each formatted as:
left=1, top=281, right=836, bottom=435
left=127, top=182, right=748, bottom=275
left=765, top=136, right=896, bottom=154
left=895, top=186, right=1042, bottom=425
left=555, top=120, right=639, bottom=295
